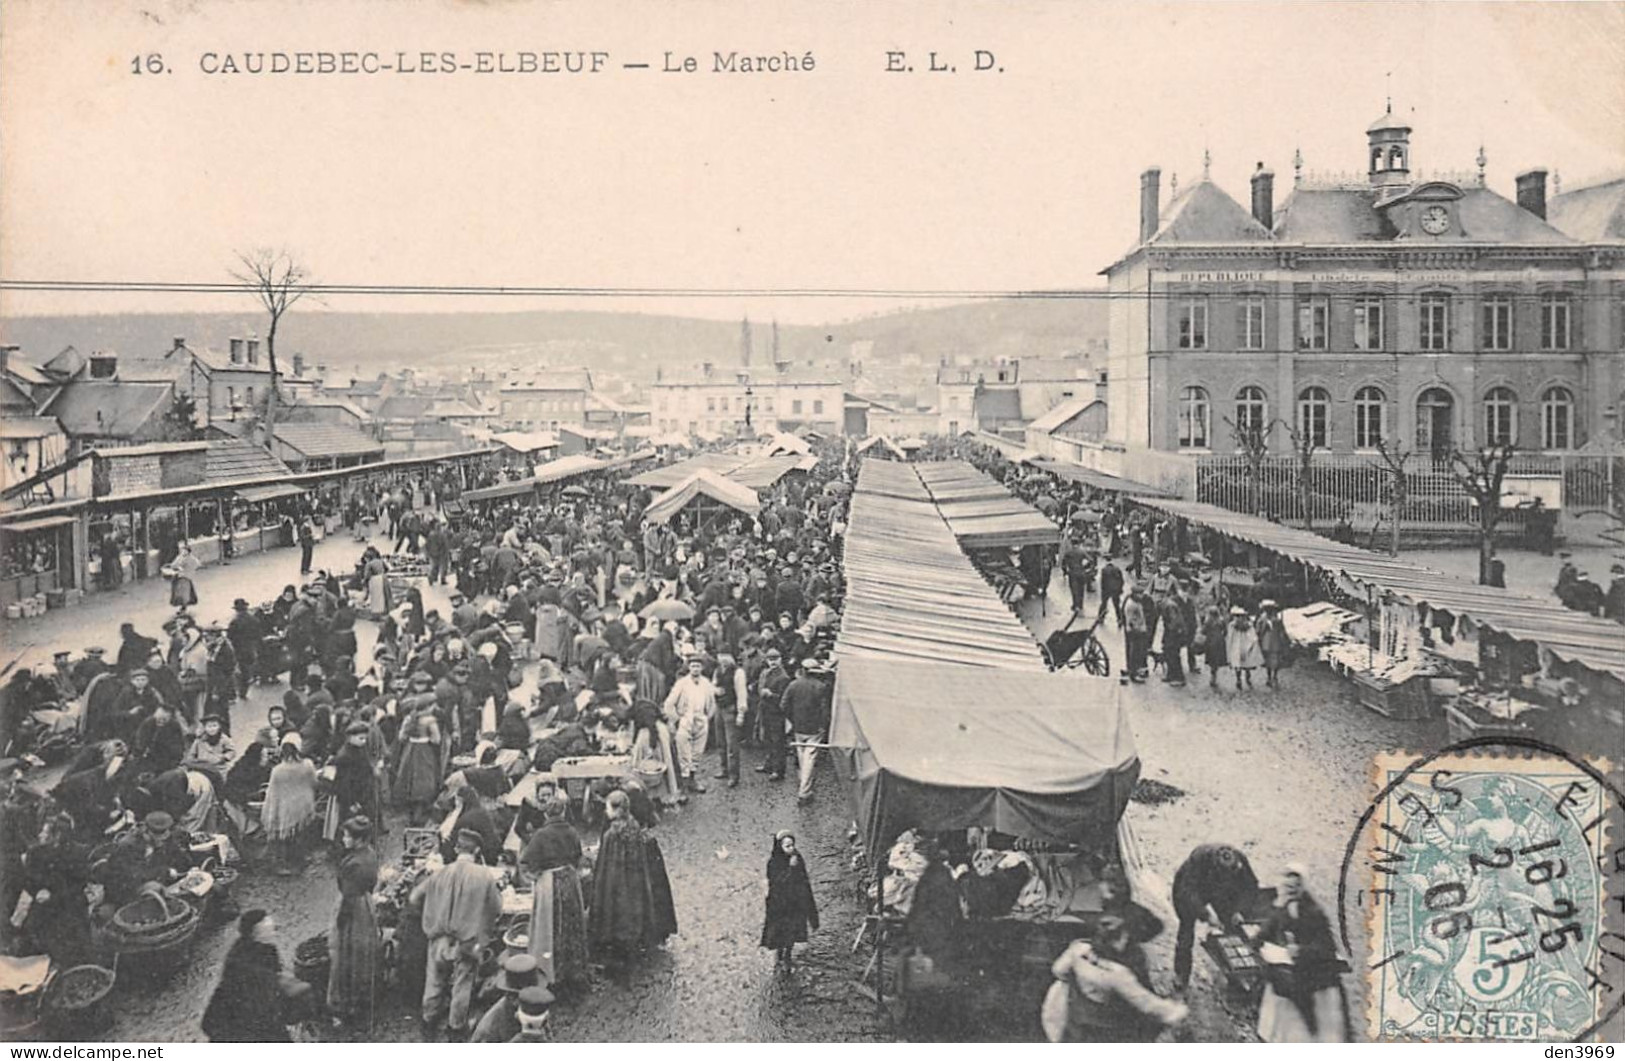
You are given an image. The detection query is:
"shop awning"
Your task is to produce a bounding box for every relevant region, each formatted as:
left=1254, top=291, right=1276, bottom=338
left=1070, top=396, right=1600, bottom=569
left=233, top=483, right=308, bottom=504
left=914, top=460, right=1061, bottom=548
left=0, top=514, right=76, bottom=533
left=1142, top=497, right=1625, bottom=681
left=831, top=657, right=1141, bottom=857
left=462, top=479, right=537, bottom=503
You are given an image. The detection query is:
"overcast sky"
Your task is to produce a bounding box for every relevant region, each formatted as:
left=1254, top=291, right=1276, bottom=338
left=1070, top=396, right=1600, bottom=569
left=3, top=0, right=1622, bottom=324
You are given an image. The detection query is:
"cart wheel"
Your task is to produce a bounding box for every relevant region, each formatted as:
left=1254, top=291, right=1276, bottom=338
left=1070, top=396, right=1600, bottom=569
left=1081, top=637, right=1111, bottom=677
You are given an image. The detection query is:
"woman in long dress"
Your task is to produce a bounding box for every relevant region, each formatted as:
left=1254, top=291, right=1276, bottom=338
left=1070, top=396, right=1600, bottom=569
left=1256, top=866, right=1350, bottom=1043
left=327, top=816, right=381, bottom=1026
left=629, top=702, right=680, bottom=808
left=260, top=735, right=318, bottom=875
left=760, top=830, right=818, bottom=974
left=392, top=709, right=441, bottom=826
left=169, top=541, right=201, bottom=614
left=519, top=795, right=590, bottom=991
left=587, top=790, right=676, bottom=969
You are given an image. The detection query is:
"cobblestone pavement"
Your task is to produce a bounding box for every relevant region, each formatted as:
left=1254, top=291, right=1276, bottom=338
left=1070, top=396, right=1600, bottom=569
left=13, top=531, right=1462, bottom=1042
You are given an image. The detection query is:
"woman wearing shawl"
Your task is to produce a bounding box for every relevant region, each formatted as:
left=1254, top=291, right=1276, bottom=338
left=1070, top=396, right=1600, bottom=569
left=325, top=722, right=383, bottom=842
left=261, top=734, right=318, bottom=875
left=519, top=794, right=590, bottom=991
left=587, top=790, right=677, bottom=970
left=393, top=705, right=442, bottom=827
left=1256, top=866, right=1349, bottom=1042
left=327, top=816, right=381, bottom=1025
left=760, top=829, right=819, bottom=974
left=168, top=541, right=201, bottom=613
left=202, top=910, right=290, bottom=1042
left=634, top=626, right=677, bottom=704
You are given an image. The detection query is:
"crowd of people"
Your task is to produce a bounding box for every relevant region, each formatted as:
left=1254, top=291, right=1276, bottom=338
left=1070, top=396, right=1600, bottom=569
left=0, top=443, right=858, bottom=1042
left=0, top=435, right=1369, bottom=1045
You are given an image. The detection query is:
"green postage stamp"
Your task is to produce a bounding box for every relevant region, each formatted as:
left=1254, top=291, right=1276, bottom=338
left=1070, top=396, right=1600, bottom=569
left=1354, top=743, right=1619, bottom=1042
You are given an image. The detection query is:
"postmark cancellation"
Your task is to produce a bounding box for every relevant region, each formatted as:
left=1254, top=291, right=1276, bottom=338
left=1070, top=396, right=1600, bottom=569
left=1356, top=742, right=1620, bottom=1042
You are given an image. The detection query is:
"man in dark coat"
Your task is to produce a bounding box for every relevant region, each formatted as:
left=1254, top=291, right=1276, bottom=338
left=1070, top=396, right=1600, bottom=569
left=226, top=600, right=263, bottom=699
left=203, top=910, right=291, bottom=1042
left=753, top=648, right=791, bottom=781
left=116, top=623, right=158, bottom=675
left=1171, top=843, right=1260, bottom=988
left=1098, top=558, right=1126, bottom=627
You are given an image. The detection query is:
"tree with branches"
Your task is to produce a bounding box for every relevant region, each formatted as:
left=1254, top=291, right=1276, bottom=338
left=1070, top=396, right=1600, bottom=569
left=1449, top=442, right=1517, bottom=585
left=1224, top=414, right=1274, bottom=516
left=231, top=249, right=312, bottom=449
left=1281, top=419, right=1321, bottom=532
left=1368, top=436, right=1412, bottom=558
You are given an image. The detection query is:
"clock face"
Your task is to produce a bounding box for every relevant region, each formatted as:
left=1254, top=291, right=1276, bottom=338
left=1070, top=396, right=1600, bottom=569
left=1420, top=206, right=1450, bottom=235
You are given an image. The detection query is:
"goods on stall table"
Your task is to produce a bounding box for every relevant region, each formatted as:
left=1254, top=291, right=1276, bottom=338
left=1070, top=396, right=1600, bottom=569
left=1202, top=931, right=1263, bottom=994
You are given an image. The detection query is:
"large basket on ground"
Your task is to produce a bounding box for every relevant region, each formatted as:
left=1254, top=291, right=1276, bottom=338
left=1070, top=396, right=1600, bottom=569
left=43, top=965, right=115, bottom=1036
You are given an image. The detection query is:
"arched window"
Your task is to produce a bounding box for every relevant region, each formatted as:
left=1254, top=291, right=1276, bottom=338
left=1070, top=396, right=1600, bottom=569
left=1484, top=386, right=1518, bottom=446
left=1235, top=386, right=1268, bottom=436
left=1354, top=386, right=1386, bottom=450
left=1297, top=386, right=1330, bottom=449
left=1388, top=145, right=1405, bottom=169
left=1371, top=147, right=1384, bottom=172
left=1541, top=386, right=1574, bottom=450
left=1178, top=386, right=1209, bottom=449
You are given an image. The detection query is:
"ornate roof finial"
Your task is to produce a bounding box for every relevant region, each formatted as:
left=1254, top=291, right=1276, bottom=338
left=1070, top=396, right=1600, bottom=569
left=1293, top=147, right=1304, bottom=186
left=1202, top=147, right=1212, bottom=180
left=1553, top=170, right=1562, bottom=196
left=1385, top=71, right=1392, bottom=114
left=1475, top=144, right=1487, bottom=186
left=1170, top=171, right=1179, bottom=197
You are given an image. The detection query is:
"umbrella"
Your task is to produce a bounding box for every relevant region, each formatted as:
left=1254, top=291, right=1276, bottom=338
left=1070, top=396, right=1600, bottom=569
left=561, top=485, right=591, bottom=498
left=640, top=599, right=696, bottom=622
left=823, top=481, right=851, bottom=497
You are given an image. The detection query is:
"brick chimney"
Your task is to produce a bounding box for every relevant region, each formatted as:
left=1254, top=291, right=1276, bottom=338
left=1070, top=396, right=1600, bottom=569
left=1139, top=167, right=1162, bottom=243
left=292, top=353, right=306, bottom=377
left=1250, top=162, right=1275, bottom=231
left=172, top=337, right=186, bottom=353
left=1515, top=169, right=1548, bottom=219
left=701, top=362, right=713, bottom=379
left=0, top=345, right=15, bottom=376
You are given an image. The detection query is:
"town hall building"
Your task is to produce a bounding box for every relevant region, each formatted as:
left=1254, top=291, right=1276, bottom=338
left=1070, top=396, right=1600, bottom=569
left=1101, top=108, right=1625, bottom=462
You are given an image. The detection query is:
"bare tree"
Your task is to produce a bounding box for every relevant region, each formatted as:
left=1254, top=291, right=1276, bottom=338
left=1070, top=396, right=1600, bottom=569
left=1224, top=415, right=1274, bottom=516
left=1449, top=442, right=1517, bottom=585
left=1281, top=419, right=1321, bottom=532
left=231, top=249, right=313, bottom=449
left=1369, top=436, right=1412, bottom=557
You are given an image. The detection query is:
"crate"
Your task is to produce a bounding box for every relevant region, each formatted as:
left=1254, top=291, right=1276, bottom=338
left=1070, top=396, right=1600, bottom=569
left=1353, top=671, right=1433, bottom=721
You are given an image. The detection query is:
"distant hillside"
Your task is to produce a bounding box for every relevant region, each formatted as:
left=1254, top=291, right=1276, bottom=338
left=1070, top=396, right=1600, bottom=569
left=0, top=297, right=1107, bottom=383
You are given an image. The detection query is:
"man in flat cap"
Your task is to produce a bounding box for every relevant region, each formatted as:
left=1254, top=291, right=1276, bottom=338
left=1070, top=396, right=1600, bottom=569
left=411, top=827, right=502, bottom=1040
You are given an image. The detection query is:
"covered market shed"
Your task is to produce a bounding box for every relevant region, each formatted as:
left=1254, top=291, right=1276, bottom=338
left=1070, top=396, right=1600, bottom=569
left=642, top=469, right=761, bottom=526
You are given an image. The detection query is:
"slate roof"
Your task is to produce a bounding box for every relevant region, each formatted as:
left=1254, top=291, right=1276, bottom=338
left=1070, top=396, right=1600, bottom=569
left=375, top=396, right=432, bottom=420
left=205, top=438, right=291, bottom=481
left=1548, top=176, right=1625, bottom=242
left=1148, top=179, right=1274, bottom=245
left=1272, top=187, right=1389, bottom=242
left=271, top=422, right=384, bottom=459
left=41, top=380, right=172, bottom=438
left=973, top=386, right=1022, bottom=423
left=1026, top=397, right=1093, bottom=435
left=502, top=368, right=594, bottom=392
left=189, top=344, right=273, bottom=374
left=40, top=346, right=85, bottom=379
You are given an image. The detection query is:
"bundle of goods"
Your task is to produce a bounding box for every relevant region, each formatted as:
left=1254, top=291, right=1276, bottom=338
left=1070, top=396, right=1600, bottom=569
left=97, top=890, right=200, bottom=957
left=373, top=860, right=434, bottom=928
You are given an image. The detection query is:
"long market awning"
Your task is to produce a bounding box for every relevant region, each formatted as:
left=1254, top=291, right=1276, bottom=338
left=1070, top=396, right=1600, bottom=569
left=533, top=454, right=606, bottom=484
left=1143, top=497, right=1625, bottom=681
left=626, top=452, right=750, bottom=489
left=914, top=460, right=1061, bottom=548
left=831, top=656, right=1141, bottom=857
left=642, top=469, right=761, bottom=525
left=1025, top=456, right=1177, bottom=498
left=838, top=462, right=1048, bottom=670
left=233, top=483, right=307, bottom=504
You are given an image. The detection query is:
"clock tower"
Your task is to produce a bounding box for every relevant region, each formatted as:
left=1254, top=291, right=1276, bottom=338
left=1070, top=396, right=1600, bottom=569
left=1367, top=102, right=1412, bottom=189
